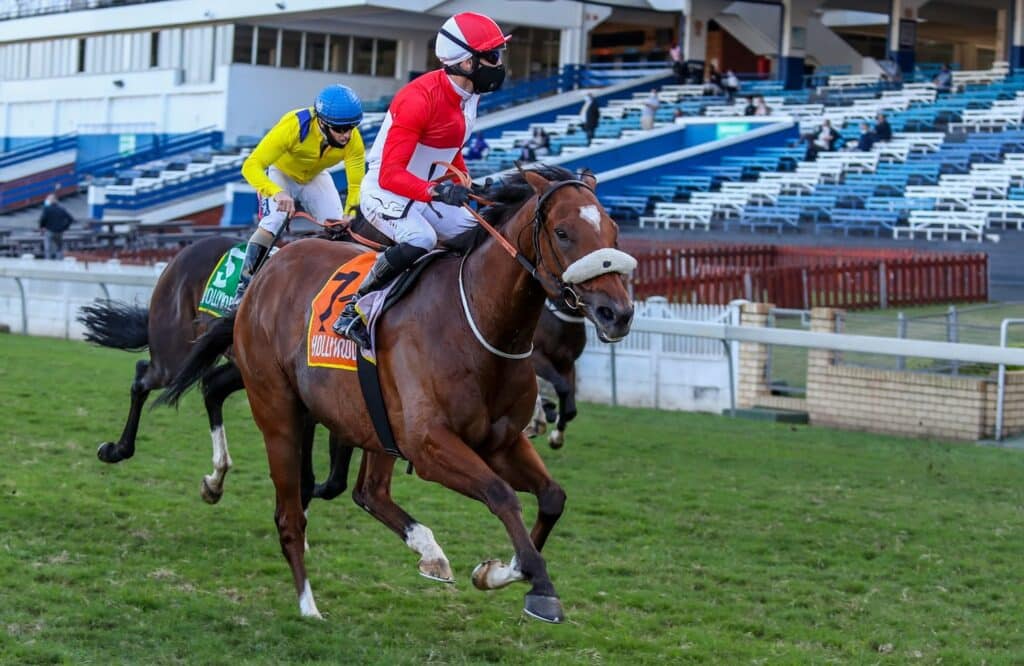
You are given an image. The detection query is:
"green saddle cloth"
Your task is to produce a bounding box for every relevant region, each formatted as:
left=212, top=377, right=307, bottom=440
left=198, top=244, right=247, bottom=318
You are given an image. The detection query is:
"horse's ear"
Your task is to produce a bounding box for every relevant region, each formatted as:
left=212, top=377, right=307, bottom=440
left=577, top=168, right=598, bottom=191
left=523, top=169, right=550, bottom=195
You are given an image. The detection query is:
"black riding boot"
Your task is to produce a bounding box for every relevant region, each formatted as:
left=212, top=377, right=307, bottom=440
left=332, top=243, right=427, bottom=346
left=232, top=241, right=269, bottom=308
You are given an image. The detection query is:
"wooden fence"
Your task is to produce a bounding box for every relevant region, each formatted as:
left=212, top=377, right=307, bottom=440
left=626, top=242, right=988, bottom=309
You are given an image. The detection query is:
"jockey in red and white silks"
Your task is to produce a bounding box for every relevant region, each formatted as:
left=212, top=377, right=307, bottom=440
left=333, top=12, right=511, bottom=345
left=359, top=67, right=480, bottom=248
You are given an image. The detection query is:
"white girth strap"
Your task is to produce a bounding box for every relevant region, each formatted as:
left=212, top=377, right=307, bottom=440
left=561, top=248, right=637, bottom=285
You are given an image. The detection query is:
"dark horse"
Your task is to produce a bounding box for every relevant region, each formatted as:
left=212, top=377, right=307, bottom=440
left=78, top=235, right=351, bottom=505
left=527, top=301, right=587, bottom=449
left=160, top=165, right=635, bottom=623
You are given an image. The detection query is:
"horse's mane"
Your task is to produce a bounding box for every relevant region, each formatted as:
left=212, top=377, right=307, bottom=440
left=479, top=164, right=578, bottom=228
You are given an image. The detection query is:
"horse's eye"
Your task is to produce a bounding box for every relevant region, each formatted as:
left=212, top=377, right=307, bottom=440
left=554, top=228, right=569, bottom=240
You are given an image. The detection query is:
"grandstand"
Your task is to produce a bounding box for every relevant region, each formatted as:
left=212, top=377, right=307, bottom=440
left=0, top=0, right=1022, bottom=251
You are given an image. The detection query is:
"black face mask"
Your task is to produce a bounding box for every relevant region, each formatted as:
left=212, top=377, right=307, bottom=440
left=468, top=59, right=506, bottom=94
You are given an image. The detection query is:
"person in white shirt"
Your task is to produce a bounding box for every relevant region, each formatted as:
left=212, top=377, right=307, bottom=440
left=641, top=89, right=660, bottom=130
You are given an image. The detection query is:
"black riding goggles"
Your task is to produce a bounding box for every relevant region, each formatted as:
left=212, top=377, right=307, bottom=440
left=476, top=48, right=504, bottom=66
left=324, top=121, right=358, bottom=133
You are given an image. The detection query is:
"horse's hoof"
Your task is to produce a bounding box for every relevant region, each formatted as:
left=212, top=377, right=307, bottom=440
left=471, top=559, right=501, bottom=590
left=418, top=558, right=455, bottom=584
left=524, top=422, right=545, bottom=439
left=548, top=430, right=564, bottom=450
left=472, top=558, right=525, bottom=590
left=96, top=442, right=124, bottom=464
left=523, top=594, right=564, bottom=624
left=200, top=477, right=223, bottom=505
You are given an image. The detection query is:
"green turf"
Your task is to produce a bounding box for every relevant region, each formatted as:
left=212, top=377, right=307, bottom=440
left=2, top=333, right=1024, bottom=664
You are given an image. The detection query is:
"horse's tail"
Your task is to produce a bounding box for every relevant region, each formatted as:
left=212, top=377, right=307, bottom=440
left=155, top=312, right=236, bottom=408
left=77, top=300, right=149, bottom=352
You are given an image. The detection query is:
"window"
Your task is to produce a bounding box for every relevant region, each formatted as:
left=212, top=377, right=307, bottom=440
left=375, top=38, right=396, bottom=77
left=77, top=38, right=86, bottom=73
left=328, top=34, right=350, bottom=73
left=305, top=32, right=326, bottom=71
left=352, top=37, right=373, bottom=75
left=255, top=26, right=278, bottom=66
left=233, top=25, right=254, bottom=64
left=230, top=27, right=396, bottom=76
left=150, top=31, right=160, bottom=68
left=280, top=30, right=302, bottom=68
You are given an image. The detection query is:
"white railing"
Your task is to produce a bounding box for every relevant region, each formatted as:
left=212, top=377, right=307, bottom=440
left=0, top=258, right=162, bottom=337
left=7, top=260, right=1024, bottom=439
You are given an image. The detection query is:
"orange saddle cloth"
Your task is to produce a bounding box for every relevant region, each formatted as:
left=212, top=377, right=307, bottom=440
left=306, top=251, right=377, bottom=370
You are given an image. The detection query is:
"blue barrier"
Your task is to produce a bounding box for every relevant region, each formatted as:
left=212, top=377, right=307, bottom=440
left=0, top=133, right=77, bottom=169
left=106, top=163, right=241, bottom=211
left=77, top=128, right=223, bottom=177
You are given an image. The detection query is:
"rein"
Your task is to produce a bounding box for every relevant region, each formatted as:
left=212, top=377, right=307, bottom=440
left=429, top=162, right=635, bottom=359
left=289, top=211, right=349, bottom=229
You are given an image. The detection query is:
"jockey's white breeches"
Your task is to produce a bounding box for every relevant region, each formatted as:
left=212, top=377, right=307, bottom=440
left=257, top=166, right=344, bottom=236
left=361, top=196, right=477, bottom=251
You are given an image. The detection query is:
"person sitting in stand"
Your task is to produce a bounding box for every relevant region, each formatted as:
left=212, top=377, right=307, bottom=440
left=233, top=84, right=365, bottom=305
left=463, top=132, right=489, bottom=160
left=332, top=12, right=511, bottom=347
left=753, top=95, right=771, bottom=116
left=874, top=112, right=892, bottom=142
left=704, top=61, right=723, bottom=96
left=743, top=95, right=757, bottom=116
left=528, top=126, right=550, bottom=156
left=518, top=141, right=537, bottom=162
left=805, top=119, right=837, bottom=161
left=854, top=122, right=876, bottom=151
left=933, top=64, right=953, bottom=93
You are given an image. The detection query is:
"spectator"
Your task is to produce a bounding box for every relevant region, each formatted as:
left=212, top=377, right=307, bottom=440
left=805, top=119, right=837, bottom=161
left=753, top=95, right=771, bottom=116
left=704, top=60, right=723, bottom=96
left=669, top=42, right=684, bottom=84
left=580, top=91, right=599, bottom=141
left=641, top=88, right=660, bottom=130
left=722, top=69, right=740, bottom=102
left=934, top=64, right=953, bottom=93
left=854, top=122, right=876, bottom=151
left=517, top=142, right=537, bottom=163
left=874, top=112, right=892, bottom=142
left=38, top=192, right=74, bottom=260
left=463, top=132, right=489, bottom=160
left=743, top=96, right=757, bottom=116
left=527, top=126, right=550, bottom=156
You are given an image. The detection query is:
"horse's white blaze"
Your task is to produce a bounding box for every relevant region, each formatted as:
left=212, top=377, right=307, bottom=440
left=298, top=580, right=321, bottom=618
left=480, top=556, right=524, bottom=588
left=579, top=205, right=601, bottom=232
left=405, top=523, right=446, bottom=562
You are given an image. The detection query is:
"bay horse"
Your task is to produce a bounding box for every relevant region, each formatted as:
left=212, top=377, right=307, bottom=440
left=528, top=300, right=587, bottom=449
left=78, top=235, right=352, bottom=506
left=160, top=165, right=635, bottom=623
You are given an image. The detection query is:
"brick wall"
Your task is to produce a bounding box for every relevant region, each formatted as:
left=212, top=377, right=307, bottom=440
left=737, top=304, right=1024, bottom=441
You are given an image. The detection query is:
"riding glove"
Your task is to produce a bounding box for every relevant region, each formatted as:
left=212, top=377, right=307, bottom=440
left=432, top=181, right=471, bottom=207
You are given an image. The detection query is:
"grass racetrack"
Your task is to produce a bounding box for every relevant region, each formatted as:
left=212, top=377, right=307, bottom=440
left=2, top=333, right=1024, bottom=664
